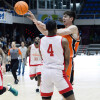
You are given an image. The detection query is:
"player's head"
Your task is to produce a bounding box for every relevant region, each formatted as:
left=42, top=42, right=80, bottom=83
left=11, top=41, right=16, bottom=48
left=46, top=20, right=57, bottom=36
left=63, top=11, right=75, bottom=25
left=21, top=41, right=25, bottom=47
left=34, top=37, right=40, bottom=45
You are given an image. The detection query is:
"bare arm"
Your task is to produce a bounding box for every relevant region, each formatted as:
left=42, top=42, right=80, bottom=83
left=27, top=10, right=48, bottom=35
left=26, top=46, right=31, bottom=57
left=62, top=38, right=70, bottom=72
left=57, top=25, right=79, bottom=39
left=27, top=10, right=79, bottom=39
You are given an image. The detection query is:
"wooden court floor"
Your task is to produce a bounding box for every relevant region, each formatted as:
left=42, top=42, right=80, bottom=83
left=0, top=55, right=100, bottom=100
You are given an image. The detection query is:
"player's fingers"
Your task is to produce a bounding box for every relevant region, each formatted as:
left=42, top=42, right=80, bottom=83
left=28, top=10, right=33, bottom=14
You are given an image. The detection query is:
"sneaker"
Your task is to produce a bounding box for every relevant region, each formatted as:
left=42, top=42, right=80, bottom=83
left=14, top=80, right=18, bottom=84
left=36, top=88, right=39, bottom=93
left=7, top=84, right=18, bottom=96
left=16, top=79, right=19, bottom=82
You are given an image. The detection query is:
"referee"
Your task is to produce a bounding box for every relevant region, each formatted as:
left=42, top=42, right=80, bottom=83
left=8, top=42, right=23, bottom=84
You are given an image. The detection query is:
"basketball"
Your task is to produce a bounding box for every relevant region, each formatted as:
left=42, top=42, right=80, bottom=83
left=14, top=1, right=28, bottom=15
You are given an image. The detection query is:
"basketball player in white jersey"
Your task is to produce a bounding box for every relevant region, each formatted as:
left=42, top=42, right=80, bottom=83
left=0, top=48, right=18, bottom=96
left=27, top=37, right=42, bottom=92
left=27, top=10, right=80, bottom=86
left=40, top=20, right=75, bottom=100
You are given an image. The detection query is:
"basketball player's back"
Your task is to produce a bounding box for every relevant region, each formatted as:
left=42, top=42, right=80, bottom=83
left=40, top=35, right=64, bottom=70
left=39, top=20, right=75, bottom=100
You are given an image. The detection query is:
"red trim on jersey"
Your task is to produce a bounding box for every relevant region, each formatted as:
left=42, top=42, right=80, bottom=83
left=0, top=71, right=3, bottom=90
left=41, top=92, right=53, bottom=97
left=59, top=70, right=73, bottom=94
left=29, top=74, right=36, bottom=77
left=29, top=64, right=43, bottom=67
left=46, top=35, right=57, bottom=37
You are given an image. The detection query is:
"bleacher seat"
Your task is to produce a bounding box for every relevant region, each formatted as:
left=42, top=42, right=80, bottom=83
left=83, top=8, right=87, bottom=11
left=88, top=8, right=91, bottom=11
left=80, top=0, right=100, bottom=19
left=90, top=4, right=93, bottom=6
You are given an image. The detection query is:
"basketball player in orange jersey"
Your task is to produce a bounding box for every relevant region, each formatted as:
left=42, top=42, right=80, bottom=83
left=27, top=10, right=80, bottom=84
left=26, top=37, right=42, bottom=93
left=39, top=20, right=75, bottom=100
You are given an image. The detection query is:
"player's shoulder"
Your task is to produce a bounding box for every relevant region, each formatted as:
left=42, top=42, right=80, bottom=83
left=40, top=36, right=47, bottom=40
left=69, top=25, right=77, bottom=28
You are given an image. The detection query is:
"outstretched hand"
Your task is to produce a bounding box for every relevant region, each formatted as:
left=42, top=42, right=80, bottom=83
left=27, top=10, right=37, bottom=22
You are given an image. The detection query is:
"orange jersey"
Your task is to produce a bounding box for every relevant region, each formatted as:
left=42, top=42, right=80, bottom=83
left=62, top=35, right=80, bottom=57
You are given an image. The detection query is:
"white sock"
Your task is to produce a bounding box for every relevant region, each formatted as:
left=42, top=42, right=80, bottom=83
left=7, top=86, right=11, bottom=90
left=37, top=86, right=40, bottom=89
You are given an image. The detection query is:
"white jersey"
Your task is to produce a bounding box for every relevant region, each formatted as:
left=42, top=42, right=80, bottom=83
left=40, top=35, right=64, bottom=70
left=29, top=44, right=42, bottom=66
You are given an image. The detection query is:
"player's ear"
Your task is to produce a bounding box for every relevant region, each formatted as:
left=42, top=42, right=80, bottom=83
left=70, top=17, right=73, bottom=22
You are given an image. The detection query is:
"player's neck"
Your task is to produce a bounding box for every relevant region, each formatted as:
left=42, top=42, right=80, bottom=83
left=65, top=23, right=73, bottom=28
left=12, top=47, right=16, bottom=49
left=48, top=32, right=56, bottom=36
left=34, top=43, right=39, bottom=48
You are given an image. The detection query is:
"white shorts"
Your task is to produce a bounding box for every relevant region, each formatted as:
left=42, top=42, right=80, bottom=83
left=41, top=68, right=73, bottom=97
left=0, top=70, right=3, bottom=90
left=29, top=65, right=42, bottom=77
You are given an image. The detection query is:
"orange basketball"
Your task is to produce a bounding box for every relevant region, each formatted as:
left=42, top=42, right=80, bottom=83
left=14, top=1, right=28, bottom=15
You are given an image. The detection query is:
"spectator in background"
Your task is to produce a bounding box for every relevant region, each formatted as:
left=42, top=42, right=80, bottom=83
left=26, top=36, right=31, bottom=45
left=2, top=44, right=8, bottom=54
left=8, top=42, right=11, bottom=49
left=18, top=42, right=27, bottom=76
left=0, top=38, right=3, bottom=48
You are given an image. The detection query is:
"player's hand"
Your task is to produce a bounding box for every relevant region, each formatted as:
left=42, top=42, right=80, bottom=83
left=27, top=10, right=36, bottom=22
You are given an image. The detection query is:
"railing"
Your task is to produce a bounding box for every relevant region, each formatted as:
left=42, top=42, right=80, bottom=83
left=76, top=14, right=100, bottom=19
left=0, top=8, right=37, bottom=17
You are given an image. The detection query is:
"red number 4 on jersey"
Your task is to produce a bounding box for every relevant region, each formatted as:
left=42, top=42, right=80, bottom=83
left=47, top=44, right=54, bottom=56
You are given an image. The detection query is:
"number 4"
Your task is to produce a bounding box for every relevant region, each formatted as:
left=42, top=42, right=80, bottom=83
left=47, top=44, right=54, bottom=56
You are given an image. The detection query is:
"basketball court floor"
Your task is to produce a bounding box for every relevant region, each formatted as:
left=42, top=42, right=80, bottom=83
left=0, top=55, right=100, bottom=100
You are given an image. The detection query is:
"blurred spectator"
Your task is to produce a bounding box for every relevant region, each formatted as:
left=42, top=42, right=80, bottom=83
left=18, top=41, right=27, bottom=76
left=2, top=44, right=8, bottom=54
left=0, top=38, right=3, bottom=48
left=26, top=37, right=31, bottom=45
left=8, top=42, right=11, bottom=49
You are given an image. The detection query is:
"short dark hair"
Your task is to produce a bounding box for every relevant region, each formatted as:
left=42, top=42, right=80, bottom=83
left=63, top=11, right=76, bottom=23
left=46, top=20, right=57, bottom=32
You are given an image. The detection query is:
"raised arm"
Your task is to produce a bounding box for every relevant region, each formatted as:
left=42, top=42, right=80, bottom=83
left=62, top=38, right=70, bottom=72
left=27, top=10, right=48, bottom=35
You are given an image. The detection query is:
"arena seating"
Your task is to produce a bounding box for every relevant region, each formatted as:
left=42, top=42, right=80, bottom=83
left=78, top=0, right=100, bottom=19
